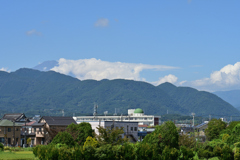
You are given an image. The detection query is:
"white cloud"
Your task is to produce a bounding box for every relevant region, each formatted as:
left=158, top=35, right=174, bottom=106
left=0, top=67, right=10, bottom=72
left=26, top=29, right=42, bottom=36
left=95, top=18, right=109, bottom=27
left=51, top=58, right=178, bottom=81
left=185, top=62, right=240, bottom=91
left=152, top=74, right=178, bottom=86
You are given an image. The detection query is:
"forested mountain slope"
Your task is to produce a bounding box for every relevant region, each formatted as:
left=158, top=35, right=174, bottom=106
left=0, top=69, right=238, bottom=117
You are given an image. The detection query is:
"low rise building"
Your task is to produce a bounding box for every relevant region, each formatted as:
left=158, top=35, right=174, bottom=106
left=82, top=121, right=138, bottom=142
left=0, top=119, right=22, bottom=146
left=74, top=108, right=160, bottom=126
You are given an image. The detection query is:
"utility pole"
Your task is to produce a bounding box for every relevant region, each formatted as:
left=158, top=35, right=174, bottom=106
left=24, top=118, right=27, bottom=147
left=191, top=113, right=195, bottom=127
left=13, top=121, right=15, bottom=146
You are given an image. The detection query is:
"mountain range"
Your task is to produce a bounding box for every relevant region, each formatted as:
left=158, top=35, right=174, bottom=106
left=0, top=68, right=239, bottom=117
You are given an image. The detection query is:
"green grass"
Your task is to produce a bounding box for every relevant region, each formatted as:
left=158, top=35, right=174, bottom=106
left=0, top=151, right=37, bottom=160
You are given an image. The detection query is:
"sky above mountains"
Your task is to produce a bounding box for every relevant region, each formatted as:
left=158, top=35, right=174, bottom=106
left=1, top=1, right=240, bottom=92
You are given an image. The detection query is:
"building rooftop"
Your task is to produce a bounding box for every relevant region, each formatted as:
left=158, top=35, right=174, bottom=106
left=1, top=113, right=28, bottom=122
left=134, top=108, right=144, bottom=114
left=40, top=116, right=77, bottom=126
left=0, top=119, right=23, bottom=126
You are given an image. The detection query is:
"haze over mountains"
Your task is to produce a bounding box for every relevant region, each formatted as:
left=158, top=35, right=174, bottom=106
left=0, top=68, right=238, bottom=117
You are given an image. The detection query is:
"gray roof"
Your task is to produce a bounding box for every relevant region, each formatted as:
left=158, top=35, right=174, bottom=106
left=194, top=122, right=208, bottom=129
left=1, top=113, right=28, bottom=122
left=40, top=116, right=76, bottom=126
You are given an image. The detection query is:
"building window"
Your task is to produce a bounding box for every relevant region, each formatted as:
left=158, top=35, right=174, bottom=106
left=131, top=127, right=133, bottom=131
left=134, top=127, right=137, bottom=131
left=34, top=128, right=36, bottom=132
left=144, top=118, right=147, bottom=120
left=8, top=128, right=11, bottom=132
left=130, top=118, right=133, bottom=120
left=39, top=128, right=42, bottom=132
left=16, top=128, right=19, bottom=131
left=125, top=118, right=128, bottom=120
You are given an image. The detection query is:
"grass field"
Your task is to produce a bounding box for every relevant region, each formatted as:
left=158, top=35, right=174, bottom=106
left=0, top=151, right=37, bottom=160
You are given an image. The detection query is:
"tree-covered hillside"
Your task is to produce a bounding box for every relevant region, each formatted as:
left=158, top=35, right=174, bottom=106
left=0, top=68, right=238, bottom=117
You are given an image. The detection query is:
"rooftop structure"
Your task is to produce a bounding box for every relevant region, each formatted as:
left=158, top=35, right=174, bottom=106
left=74, top=108, right=161, bottom=126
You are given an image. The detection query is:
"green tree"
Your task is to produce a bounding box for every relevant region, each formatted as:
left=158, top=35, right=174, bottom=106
left=205, top=119, right=227, bottom=140
left=51, top=131, right=75, bottom=147
left=143, top=121, right=179, bottom=153
left=96, top=126, right=127, bottom=146
left=179, top=134, right=196, bottom=149
left=83, top=136, right=99, bottom=148
left=66, top=122, right=93, bottom=145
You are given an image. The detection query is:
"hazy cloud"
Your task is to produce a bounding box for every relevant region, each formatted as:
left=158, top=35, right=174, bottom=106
left=0, top=67, right=10, bottom=72
left=95, top=18, right=109, bottom=27
left=152, top=74, right=178, bottom=86
left=182, top=62, right=240, bottom=91
left=26, top=29, right=42, bottom=36
left=51, top=58, right=178, bottom=81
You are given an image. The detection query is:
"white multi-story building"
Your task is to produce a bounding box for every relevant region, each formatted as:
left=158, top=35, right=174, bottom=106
left=73, top=108, right=161, bottom=126
left=85, top=121, right=138, bottom=142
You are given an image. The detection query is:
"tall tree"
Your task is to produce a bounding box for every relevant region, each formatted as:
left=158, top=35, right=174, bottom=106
left=142, top=121, right=179, bottom=153
left=66, top=122, right=93, bottom=145
left=205, top=119, right=227, bottom=140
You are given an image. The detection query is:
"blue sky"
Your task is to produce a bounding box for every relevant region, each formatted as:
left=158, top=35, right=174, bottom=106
left=1, top=1, right=240, bottom=91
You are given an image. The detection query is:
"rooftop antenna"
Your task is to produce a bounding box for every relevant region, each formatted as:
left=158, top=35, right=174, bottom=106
left=93, top=103, right=98, bottom=118
left=104, top=111, right=108, bottom=116
left=191, top=113, right=195, bottom=127
left=113, top=108, right=117, bottom=116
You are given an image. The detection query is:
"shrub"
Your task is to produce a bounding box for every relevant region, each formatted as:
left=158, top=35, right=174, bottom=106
left=0, top=143, right=3, bottom=151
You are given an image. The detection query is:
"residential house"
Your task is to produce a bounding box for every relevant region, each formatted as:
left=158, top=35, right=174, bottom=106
left=0, top=119, right=22, bottom=146
left=33, top=116, right=77, bottom=145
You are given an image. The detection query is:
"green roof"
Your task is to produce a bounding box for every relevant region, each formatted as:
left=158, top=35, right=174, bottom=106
left=0, top=119, right=22, bottom=126
left=134, top=108, right=144, bottom=113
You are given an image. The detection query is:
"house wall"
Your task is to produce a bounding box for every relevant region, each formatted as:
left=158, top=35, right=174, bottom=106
left=0, top=126, right=21, bottom=146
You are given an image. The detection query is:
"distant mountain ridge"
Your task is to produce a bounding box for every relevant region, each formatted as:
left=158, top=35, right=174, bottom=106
left=0, top=68, right=238, bottom=117
left=33, top=60, right=58, bottom=71
left=214, top=90, right=240, bottom=109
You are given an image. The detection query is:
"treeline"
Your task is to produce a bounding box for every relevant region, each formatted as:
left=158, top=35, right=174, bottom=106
left=33, top=120, right=240, bottom=160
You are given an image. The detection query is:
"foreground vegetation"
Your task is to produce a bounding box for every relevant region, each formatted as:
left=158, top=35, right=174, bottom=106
left=31, top=120, right=240, bottom=160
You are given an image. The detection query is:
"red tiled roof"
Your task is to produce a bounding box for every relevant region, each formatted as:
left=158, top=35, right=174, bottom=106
left=138, top=125, right=148, bottom=127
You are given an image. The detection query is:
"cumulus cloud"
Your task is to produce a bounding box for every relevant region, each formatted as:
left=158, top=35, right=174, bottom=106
left=26, top=29, right=42, bottom=36
left=0, top=67, right=10, bottom=72
left=51, top=58, right=178, bottom=81
left=183, top=62, right=240, bottom=91
left=95, top=18, right=109, bottom=27
left=152, top=74, right=178, bottom=86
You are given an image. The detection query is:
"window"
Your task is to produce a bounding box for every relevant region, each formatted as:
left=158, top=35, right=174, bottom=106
left=39, top=128, right=42, bottom=132
left=131, top=127, right=133, bottom=131
left=130, top=118, right=133, bottom=120
left=134, top=127, right=137, bottom=131
left=8, top=128, right=11, bottom=132
left=16, top=128, right=19, bottom=131
left=144, top=118, right=147, bottom=120
left=125, top=118, right=128, bottom=120
left=34, top=128, right=36, bottom=132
